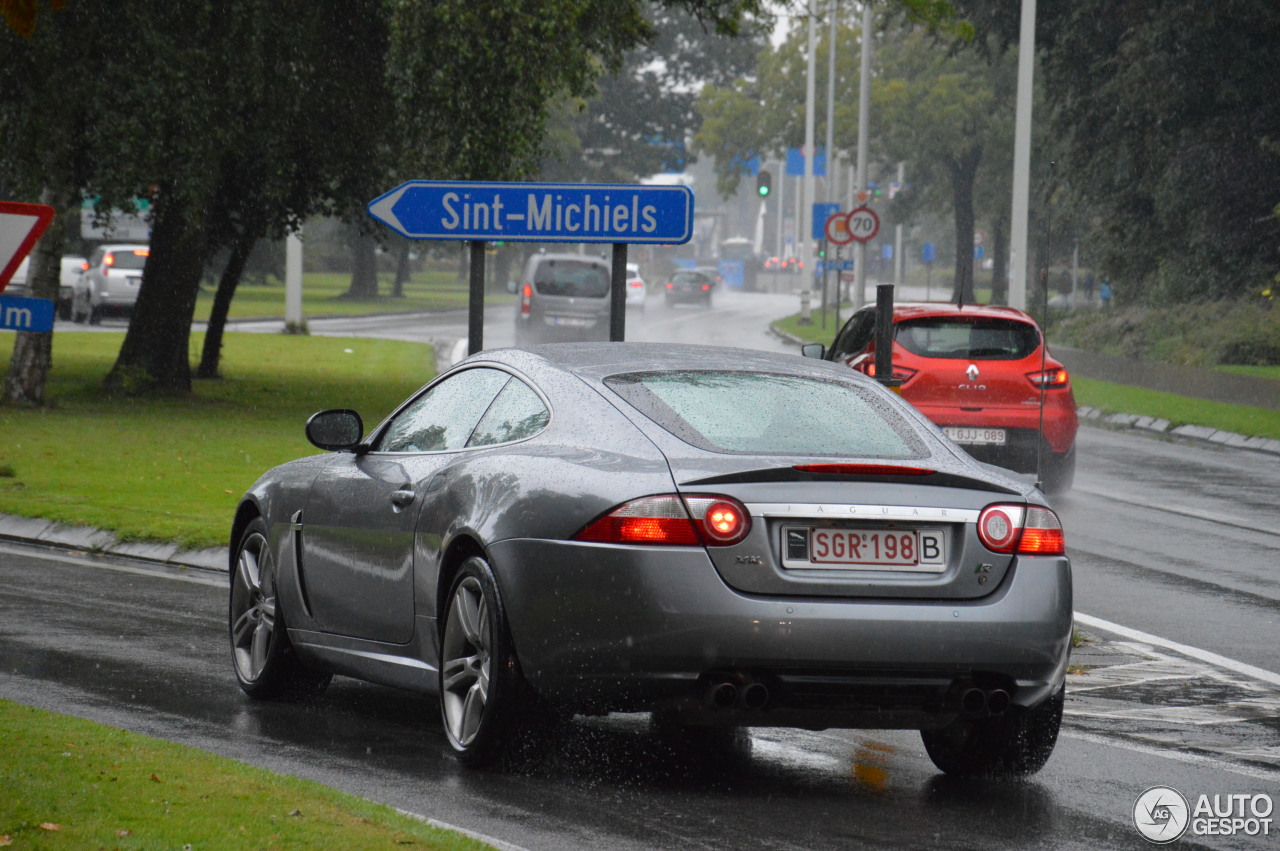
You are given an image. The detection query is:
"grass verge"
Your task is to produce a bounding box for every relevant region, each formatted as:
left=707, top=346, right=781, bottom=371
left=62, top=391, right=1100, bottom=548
left=193, top=271, right=514, bottom=322
left=0, top=331, right=434, bottom=550
left=1071, top=377, right=1280, bottom=440
left=0, top=699, right=489, bottom=850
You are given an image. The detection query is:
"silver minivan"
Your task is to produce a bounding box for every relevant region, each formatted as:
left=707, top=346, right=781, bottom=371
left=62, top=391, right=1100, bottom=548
left=514, top=253, right=612, bottom=345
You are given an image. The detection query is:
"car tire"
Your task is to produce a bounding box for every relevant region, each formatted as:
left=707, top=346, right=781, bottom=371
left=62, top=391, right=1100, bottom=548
left=1041, top=445, right=1076, bottom=496
left=57, top=300, right=71, bottom=321
left=920, top=683, right=1064, bottom=776
left=229, top=518, right=331, bottom=701
left=71, top=293, right=87, bottom=324
left=440, top=555, right=541, bottom=767
left=88, top=304, right=102, bottom=325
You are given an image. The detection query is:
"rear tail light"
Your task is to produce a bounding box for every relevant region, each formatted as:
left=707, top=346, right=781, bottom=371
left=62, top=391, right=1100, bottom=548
left=1026, top=368, right=1069, bottom=389
left=520, top=282, right=532, bottom=316
left=977, top=504, right=1065, bottom=555
left=701, top=284, right=710, bottom=291
left=104, top=252, right=116, bottom=267
left=665, top=282, right=674, bottom=290
left=574, top=494, right=751, bottom=547
left=80, top=260, right=89, bottom=271
left=862, top=362, right=918, bottom=382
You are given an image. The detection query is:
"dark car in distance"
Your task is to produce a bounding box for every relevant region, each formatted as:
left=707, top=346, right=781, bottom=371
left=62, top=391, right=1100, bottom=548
left=663, top=269, right=715, bottom=308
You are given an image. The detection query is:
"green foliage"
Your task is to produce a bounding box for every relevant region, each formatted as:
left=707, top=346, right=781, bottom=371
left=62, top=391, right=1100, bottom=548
left=0, top=700, right=489, bottom=850
left=1050, top=301, right=1280, bottom=367
left=1032, top=0, right=1280, bottom=302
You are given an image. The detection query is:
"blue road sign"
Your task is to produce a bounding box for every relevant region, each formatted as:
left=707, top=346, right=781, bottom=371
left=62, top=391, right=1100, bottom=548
left=786, top=147, right=827, bottom=177
left=922, top=242, right=936, bottom=263
left=719, top=259, right=745, bottom=290
left=812, top=203, right=841, bottom=240
left=0, top=295, right=55, bottom=333
left=368, top=181, right=694, bottom=244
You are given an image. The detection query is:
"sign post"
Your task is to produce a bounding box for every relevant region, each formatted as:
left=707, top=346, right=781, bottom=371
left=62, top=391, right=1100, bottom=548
left=369, top=181, right=694, bottom=354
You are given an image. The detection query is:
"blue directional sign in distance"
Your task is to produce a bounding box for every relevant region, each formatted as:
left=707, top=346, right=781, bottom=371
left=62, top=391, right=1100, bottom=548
left=368, top=181, right=694, bottom=245
left=0, top=295, right=55, bottom=333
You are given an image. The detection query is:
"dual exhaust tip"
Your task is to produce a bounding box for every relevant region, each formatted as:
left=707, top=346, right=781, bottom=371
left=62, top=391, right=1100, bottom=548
left=704, top=672, right=771, bottom=711
left=958, top=686, right=1011, bottom=718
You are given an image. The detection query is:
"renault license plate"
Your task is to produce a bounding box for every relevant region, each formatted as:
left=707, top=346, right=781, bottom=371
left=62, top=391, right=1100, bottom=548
left=945, top=426, right=1006, bottom=445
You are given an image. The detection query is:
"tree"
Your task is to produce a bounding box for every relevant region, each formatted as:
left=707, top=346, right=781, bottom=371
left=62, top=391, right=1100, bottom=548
left=955, top=0, right=1280, bottom=304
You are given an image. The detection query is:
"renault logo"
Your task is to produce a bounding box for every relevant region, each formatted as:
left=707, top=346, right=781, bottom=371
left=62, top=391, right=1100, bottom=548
left=966, top=363, right=980, bottom=381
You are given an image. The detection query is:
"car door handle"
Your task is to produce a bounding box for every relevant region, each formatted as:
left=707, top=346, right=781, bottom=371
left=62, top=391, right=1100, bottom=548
left=391, top=488, right=416, bottom=508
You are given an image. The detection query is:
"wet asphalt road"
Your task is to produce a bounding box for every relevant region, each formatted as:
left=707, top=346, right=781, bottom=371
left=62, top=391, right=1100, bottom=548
left=6, top=291, right=1279, bottom=847
left=0, top=534, right=1276, bottom=850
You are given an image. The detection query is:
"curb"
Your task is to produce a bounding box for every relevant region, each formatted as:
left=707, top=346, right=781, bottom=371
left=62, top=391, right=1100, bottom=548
left=0, top=514, right=228, bottom=574
left=1076, top=406, right=1280, bottom=456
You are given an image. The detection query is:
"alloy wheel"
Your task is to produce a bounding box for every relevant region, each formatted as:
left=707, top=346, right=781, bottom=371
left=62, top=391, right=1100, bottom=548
left=441, top=576, right=491, bottom=748
left=230, top=531, right=277, bottom=684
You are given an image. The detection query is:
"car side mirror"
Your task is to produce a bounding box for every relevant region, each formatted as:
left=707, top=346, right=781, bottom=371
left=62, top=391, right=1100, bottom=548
left=306, top=409, right=364, bottom=451
left=800, top=342, right=826, bottom=360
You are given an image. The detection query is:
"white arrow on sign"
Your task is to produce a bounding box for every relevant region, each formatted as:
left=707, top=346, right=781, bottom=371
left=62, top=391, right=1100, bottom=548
left=0, top=201, right=56, bottom=295
left=847, top=206, right=880, bottom=243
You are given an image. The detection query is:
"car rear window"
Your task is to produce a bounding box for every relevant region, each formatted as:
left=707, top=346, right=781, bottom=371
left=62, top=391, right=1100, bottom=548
left=532, top=259, right=609, bottom=298
left=106, top=249, right=149, bottom=270
left=895, top=317, right=1040, bottom=360
left=605, top=371, right=926, bottom=458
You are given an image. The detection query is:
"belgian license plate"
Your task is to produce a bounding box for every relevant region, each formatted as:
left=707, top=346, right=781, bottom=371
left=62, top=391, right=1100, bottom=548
left=784, top=526, right=947, bottom=572
left=552, top=316, right=591, bottom=327
left=128, top=276, right=143, bottom=288
left=945, top=426, right=1006, bottom=445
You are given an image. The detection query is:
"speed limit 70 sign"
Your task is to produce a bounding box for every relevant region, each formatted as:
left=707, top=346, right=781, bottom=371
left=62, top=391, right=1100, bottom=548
left=846, top=206, right=880, bottom=243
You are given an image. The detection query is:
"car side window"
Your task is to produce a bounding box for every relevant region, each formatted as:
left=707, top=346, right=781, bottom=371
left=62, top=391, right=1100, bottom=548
left=830, top=309, right=876, bottom=359
left=467, top=378, right=549, bottom=447
left=377, top=368, right=511, bottom=453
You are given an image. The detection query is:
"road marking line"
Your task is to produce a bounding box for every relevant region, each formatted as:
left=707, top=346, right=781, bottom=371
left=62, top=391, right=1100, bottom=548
left=1074, top=612, right=1280, bottom=688
left=395, top=809, right=531, bottom=851
left=1060, top=730, right=1280, bottom=782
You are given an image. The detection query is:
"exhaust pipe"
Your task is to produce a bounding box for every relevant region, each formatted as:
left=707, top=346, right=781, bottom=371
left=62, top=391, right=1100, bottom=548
left=985, top=689, right=1011, bottom=716
left=959, top=687, right=987, bottom=717
left=705, top=678, right=738, bottom=709
left=740, top=681, right=770, bottom=710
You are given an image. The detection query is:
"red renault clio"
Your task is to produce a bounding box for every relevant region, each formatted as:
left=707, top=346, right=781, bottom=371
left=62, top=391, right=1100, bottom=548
left=826, top=303, right=1078, bottom=493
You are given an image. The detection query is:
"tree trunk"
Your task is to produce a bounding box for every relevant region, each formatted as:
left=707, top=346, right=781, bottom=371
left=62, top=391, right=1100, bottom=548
left=104, top=191, right=208, bottom=395
left=196, top=231, right=254, bottom=379
left=989, top=215, right=1009, bottom=305
left=948, top=147, right=982, bottom=306
left=345, top=229, right=379, bottom=297
left=3, top=186, right=75, bottom=406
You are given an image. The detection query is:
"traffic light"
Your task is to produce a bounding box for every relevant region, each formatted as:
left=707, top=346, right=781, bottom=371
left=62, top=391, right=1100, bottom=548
left=756, top=169, right=772, bottom=198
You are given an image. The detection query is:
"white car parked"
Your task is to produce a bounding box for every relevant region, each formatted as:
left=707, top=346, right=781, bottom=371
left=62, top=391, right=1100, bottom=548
left=8, top=255, right=88, bottom=320
left=71, top=244, right=149, bottom=324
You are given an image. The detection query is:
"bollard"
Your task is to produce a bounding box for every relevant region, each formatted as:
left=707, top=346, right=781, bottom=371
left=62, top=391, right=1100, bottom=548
left=798, top=289, right=813, bottom=325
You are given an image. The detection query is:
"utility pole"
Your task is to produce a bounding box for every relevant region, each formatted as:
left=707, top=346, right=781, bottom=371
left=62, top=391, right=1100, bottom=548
left=852, top=0, right=873, bottom=311
left=802, top=2, right=818, bottom=292
left=1009, top=0, right=1036, bottom=310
